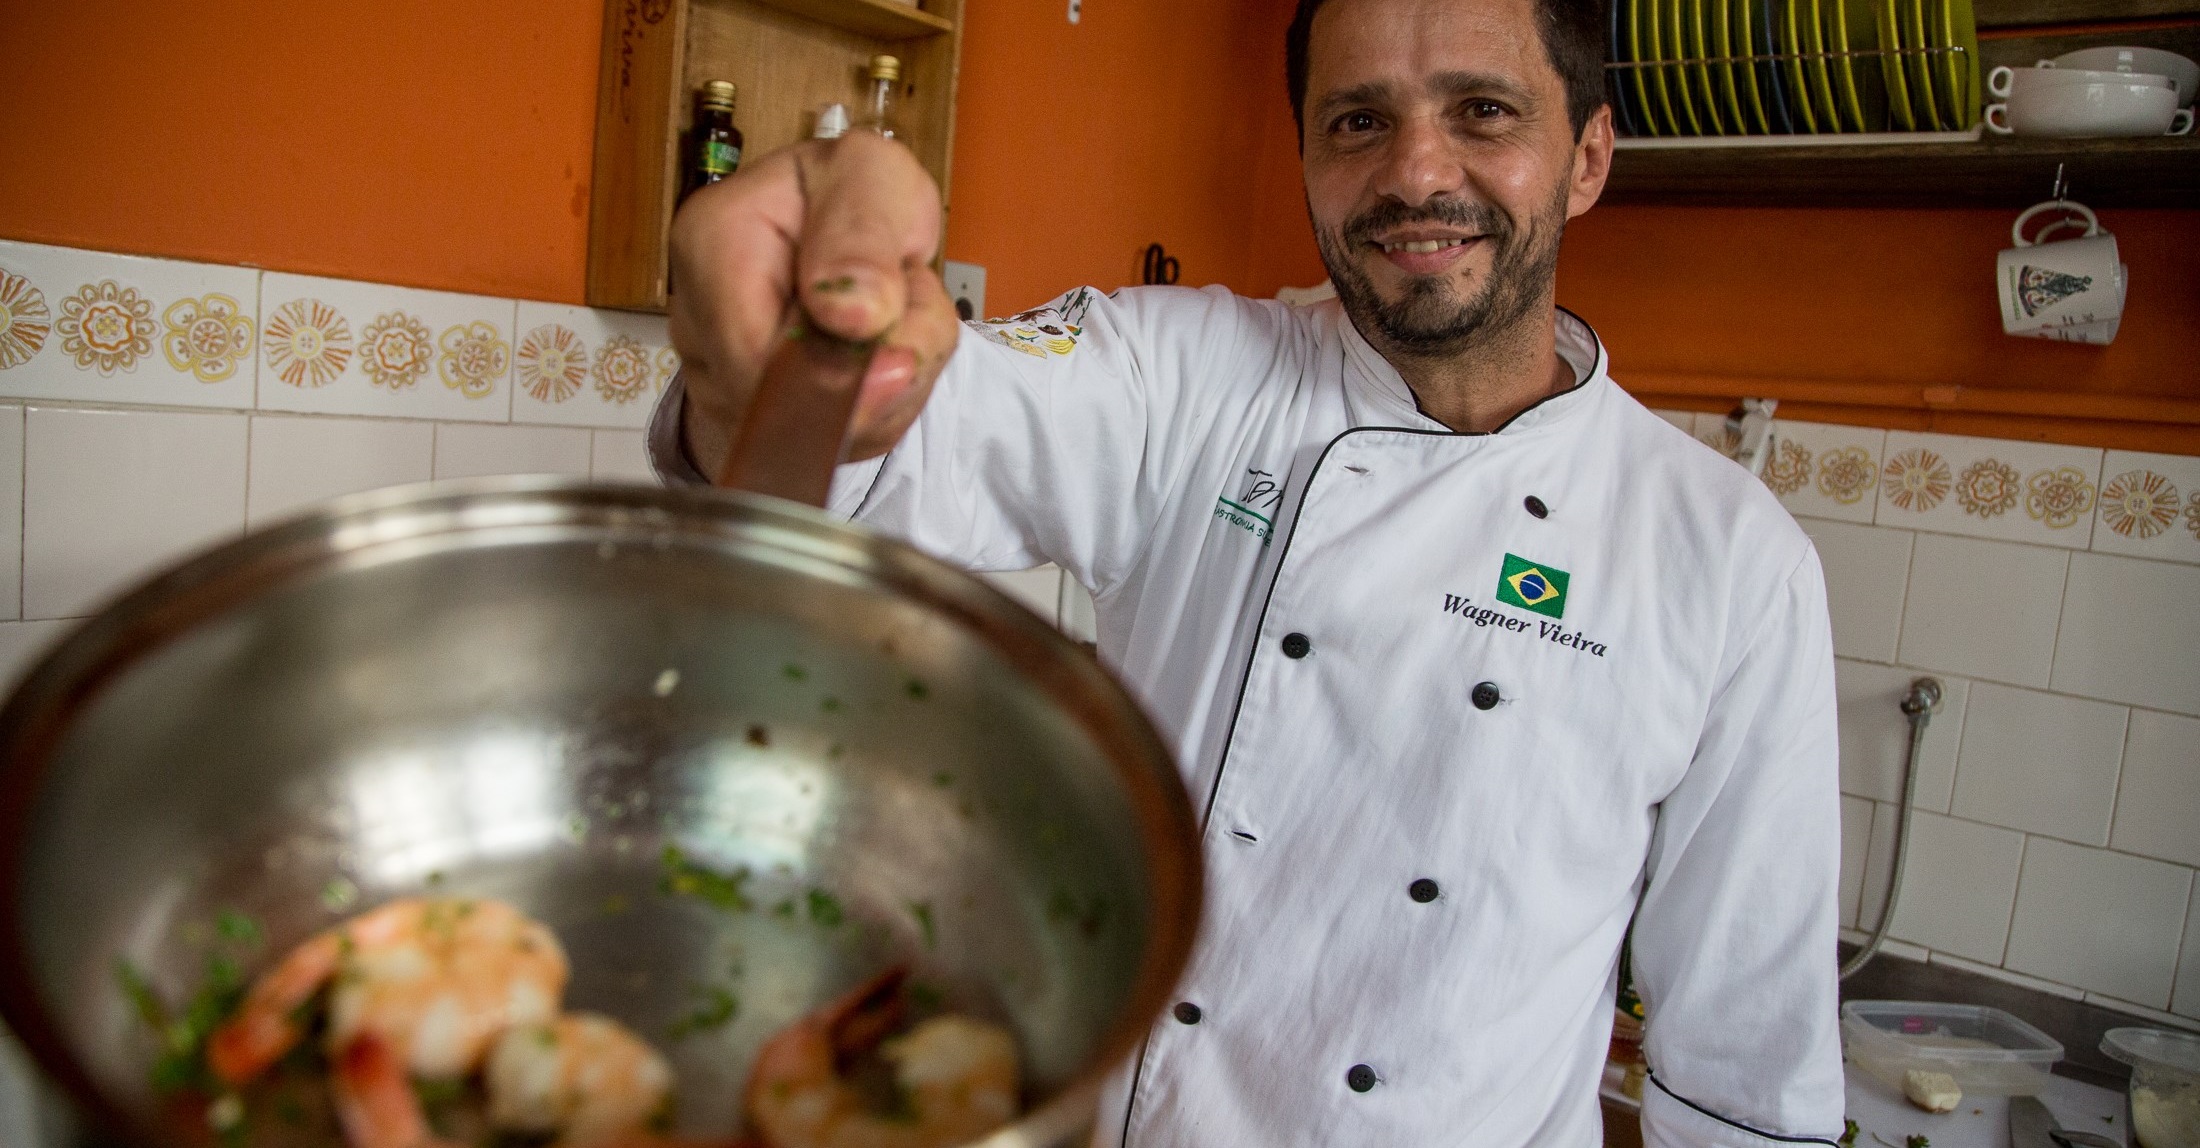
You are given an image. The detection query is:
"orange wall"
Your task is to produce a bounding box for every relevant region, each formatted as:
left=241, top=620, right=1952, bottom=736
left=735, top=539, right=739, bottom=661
left=0, top=1, right=603, bottom=303
left=1, top=0, right=2192, bottom=403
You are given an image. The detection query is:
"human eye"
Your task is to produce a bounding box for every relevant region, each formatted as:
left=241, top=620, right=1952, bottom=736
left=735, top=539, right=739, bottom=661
left=1462, top=98, right=1512, bottom=121
left=1330, top=109, right=1384, bottom=135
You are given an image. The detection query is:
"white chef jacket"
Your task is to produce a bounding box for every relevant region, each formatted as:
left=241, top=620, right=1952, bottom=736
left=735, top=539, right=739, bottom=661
left=650, top=286, right=1848, bottom=1148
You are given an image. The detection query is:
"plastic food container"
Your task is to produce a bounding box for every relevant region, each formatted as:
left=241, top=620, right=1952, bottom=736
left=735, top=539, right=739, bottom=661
left=1841, top=1001, right=2064, bottom=1096
left=2102, top=1028, right=2200, bottom=1148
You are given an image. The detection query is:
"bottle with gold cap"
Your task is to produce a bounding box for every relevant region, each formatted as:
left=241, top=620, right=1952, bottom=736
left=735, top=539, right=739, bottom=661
left=854, top=55, right=903, bottom=141
left=685, top=80, right=743, bottom=200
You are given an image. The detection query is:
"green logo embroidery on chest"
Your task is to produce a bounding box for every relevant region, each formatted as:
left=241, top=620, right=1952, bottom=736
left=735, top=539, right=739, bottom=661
left=1495, top=553, right=1570, bottom=618
left=1212, top=467, right=1282, bottom=545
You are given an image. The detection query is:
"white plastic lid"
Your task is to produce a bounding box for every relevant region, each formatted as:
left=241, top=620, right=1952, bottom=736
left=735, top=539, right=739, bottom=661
left=2102, top=1028, right=2200, bottom=1075
left=814, top=103, right=850, bottom=139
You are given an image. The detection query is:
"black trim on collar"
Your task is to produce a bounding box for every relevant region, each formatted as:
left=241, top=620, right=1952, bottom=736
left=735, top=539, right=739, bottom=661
left=1648, top=1072, right=1845, bottom=1146
left=1352, top=304, right=1607, bottom=438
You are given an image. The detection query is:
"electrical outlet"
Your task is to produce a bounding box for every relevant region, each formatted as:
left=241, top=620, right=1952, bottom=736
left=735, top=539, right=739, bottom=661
left=1067, top=0, right=1081, bottom=23
left=942, top=261, right=986, bottom=322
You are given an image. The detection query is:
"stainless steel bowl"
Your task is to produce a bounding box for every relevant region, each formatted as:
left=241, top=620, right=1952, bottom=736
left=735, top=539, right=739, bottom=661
left=0, top=479, right=1201, bottom=1146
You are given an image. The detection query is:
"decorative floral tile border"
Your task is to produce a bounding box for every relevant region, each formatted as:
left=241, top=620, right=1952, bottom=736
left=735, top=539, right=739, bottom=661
left=256, top=272, right=515, bottom=422
left=0, top=239, right=260, bottom=409
left=1691, top=413, right=1889, bottom=525
left=1874, top=431, right=2103, bottom=551
left=511, top=302, right=675, bottom=431
left=2093, top=449, right=2200, bottom=563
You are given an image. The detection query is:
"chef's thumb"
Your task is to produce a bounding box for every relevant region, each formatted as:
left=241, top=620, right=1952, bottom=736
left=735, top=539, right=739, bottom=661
left=794, top=135, right=941, bottom=343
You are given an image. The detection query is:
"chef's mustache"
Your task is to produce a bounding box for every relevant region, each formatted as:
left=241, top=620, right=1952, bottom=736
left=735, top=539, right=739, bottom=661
left=1342, top=198, right=1512, bottom=250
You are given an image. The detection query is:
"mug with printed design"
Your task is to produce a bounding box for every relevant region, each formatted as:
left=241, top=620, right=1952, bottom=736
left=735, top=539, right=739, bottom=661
left=1996, top=200, right=2125, bottom=345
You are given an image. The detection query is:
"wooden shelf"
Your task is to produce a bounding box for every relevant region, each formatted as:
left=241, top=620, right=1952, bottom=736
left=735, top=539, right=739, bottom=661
left=586, top=0, right=964, bottom=312
left=1602, top=135, right=2200, bottom=208
left=745, top=0, right=952, bottom=40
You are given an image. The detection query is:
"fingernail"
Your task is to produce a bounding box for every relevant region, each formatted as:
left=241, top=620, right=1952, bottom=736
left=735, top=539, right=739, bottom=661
left=806, top=268, right=887, bottom=335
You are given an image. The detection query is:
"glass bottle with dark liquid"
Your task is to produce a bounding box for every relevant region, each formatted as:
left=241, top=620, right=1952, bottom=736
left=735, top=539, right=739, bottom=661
left=686, top=80, right=743, bottom=200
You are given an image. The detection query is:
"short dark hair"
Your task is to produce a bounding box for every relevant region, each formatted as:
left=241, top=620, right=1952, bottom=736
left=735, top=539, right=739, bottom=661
left=1286, top=0, right=1608, bottom=140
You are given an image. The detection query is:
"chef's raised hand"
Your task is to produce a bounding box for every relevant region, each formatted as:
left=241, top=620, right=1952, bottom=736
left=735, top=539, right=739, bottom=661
left=667, top=131, right=960, bottom=480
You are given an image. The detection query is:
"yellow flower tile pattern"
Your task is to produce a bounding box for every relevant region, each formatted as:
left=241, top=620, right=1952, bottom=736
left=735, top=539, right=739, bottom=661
left=655, top=345, right=679, bottom=392
left=2099, top=470, right=2178, bottom=540
left=159, top=294, right=254, bottom=384
left=1882, top=448, right=1952, bottom=512
left=518, top=324, right=587, bottom=403
left=438, top=321, right=507, bottom=400
left=2187, top=491, right=2200, bottom=541
left=972, top=287, right=1094, bottom=359
left=264, top=299, right=353, bottom=389
left=2025, top=465, right=2097, bottom=530
left=593, top=334, right=651, bottom=405
left=1817, top=446, right=1877, bottom=505
left=1956, top=458, right=2021, bottom=519
left=0, top=267, right=52, bottom=370
left=1762, top=439, right=1811, bottom=496
left=359, top=310, right=435, bottom=391
left=57, top=280, right=157, bottom=375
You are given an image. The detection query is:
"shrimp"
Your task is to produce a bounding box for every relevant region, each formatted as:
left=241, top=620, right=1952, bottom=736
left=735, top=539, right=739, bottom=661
left=744, top=968, right=1021, bottom=1148
left=207, top=897, right=569, bottom=1087
left=331, top=1031, right=463, bottom=1148
left=486, top=1013, right=674, bottom=1146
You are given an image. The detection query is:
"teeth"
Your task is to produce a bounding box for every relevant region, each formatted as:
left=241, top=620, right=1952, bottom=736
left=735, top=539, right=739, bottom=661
left=1384, top=239, right=1468, bottom=254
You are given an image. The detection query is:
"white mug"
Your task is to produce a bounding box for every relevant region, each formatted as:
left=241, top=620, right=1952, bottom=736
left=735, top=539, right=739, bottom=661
left=1996, top=201, right=2125, bottom=345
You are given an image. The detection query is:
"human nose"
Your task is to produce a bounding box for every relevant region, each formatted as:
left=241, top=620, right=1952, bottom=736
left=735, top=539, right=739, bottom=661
left=1371, top=113, right=1467, bottom=207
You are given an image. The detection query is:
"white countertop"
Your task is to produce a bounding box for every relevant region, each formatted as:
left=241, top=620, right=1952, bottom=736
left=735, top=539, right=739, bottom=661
left=1604, top=1061, right=2131, bottom=1147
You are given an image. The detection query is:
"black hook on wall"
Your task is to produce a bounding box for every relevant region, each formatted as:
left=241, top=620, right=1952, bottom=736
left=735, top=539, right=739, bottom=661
left=1141, top=243, right=1180, bottom=286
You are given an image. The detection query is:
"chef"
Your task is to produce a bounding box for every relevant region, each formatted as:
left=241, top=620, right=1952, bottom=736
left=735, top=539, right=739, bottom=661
left=650, top=0, right=1848, bottom=1143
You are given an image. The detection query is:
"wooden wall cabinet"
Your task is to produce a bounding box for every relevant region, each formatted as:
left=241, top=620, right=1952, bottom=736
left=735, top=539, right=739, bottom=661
left=587, top=0, right=965, bottom=312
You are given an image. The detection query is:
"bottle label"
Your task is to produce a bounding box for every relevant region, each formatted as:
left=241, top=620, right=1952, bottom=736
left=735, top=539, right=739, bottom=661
left=703, top=141, right=740, bottom=175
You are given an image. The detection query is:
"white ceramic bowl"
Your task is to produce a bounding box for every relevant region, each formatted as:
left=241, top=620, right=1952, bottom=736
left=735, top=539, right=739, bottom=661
left=2053, top=46, right=2199, bottom=106
left=1987, top=79, right=2194, bottom=137
left=1990, top=64, right=2172, bottom=99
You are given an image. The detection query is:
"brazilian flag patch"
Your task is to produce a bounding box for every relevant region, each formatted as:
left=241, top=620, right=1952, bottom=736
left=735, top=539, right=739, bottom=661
left=1496, top=553, right=1570, bottom=619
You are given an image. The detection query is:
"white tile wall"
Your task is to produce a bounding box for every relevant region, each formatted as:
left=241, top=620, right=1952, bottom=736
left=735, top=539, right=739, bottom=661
left=1802, top=521, right=1911, bottom=662
left=0, top=406, right=20, bottom=620
left=257, top=272, right=517, bottom=423
left=511, top=302, right=674, bottom=431
left=1950, top=683, right=2127, bottom=846
left=1876, top=430, right=2103, bottom=550
left=0, top=619, right=72, bottom=689
left=2052, top=552, right=2200, bottom=716
left=1837, top=659, right=1967, bottom=813
left=1839, top=794, right=1874, bottom=928
left=2005, top=837, right=2194, bottom=1009
left=22, top=406, right=246, bottom=619
left=2111, top=710, right=2200, bottom=868
left=432, top=424, right=592, bottom=480
left=1882, top=811, right=2026, bottom=964
left=2091, top=450, right=2200, bottom=564
left=2176, top=883, right=2200, bottom=1018
left=1897, top=533, right=2068, bottom=687
left=590, top=430, right=654, bottom=482
left=246, top=415, right=434, bottom=526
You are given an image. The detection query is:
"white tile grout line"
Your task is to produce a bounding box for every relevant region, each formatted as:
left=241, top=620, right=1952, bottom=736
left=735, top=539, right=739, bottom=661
left=13, top=406, right=23, bottom=623
left=2044, top=547, right=2075, bottom=696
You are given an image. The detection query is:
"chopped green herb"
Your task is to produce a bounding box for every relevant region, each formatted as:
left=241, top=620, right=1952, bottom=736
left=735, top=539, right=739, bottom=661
left=908, top=981, right=945, bottom=1012
left=115, top=960, right=168, bottom=1031
left=565, top=813, right=589, bottom=843
left=412, top=1076, right=467, bottom=1107
left=1046, top=889, right=1113, bottom=939
left=821, top=697, right=844, bottom=714
left=772, top=899, right=797, bottom=920
left=1839, top=1119, right=1858, bottom=1148
left=668, top=986, right=740, bottom=1039
left=782, top=663, right=807, bottom=681
left=805, top=889, right=844, bottom=927
left=601, top=893, right=631, bottom=916
left=932, top=772, right=953, bottom=788
left=321, top=877, right=360, bottom=911
left=425, top=870, right=446, bottom=888
left=908, top=901, right=936, bottom=949
left=904, top=679, right=929, bottom=700
left=658, top=846, right=753, bottom=912
left=827, top=743, right=846, bottom=759
left=214, top=910, right=262, bottom=947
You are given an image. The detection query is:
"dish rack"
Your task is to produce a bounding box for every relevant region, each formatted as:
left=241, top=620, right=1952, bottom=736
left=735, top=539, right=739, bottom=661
left=1606, top=0, right=1984, bottom=147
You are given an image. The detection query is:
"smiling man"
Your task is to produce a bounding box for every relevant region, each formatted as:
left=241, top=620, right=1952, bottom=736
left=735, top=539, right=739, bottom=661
left=653, top=0, right=1848, bottom=1144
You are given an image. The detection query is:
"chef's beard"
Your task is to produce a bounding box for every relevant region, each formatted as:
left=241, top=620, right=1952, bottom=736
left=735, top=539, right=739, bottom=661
left=1315, top=184, right=1568, bottom=360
